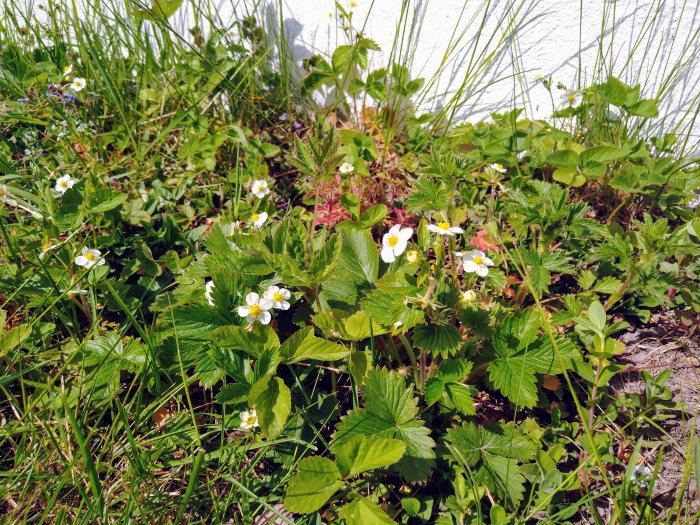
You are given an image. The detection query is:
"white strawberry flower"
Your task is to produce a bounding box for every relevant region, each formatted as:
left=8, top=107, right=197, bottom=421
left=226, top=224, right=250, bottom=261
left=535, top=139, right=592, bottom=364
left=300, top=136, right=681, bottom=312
left=63, top=64, right=73, bottom=77
left=339, top=162, right=354, bottom=174
left=237, top=292, right=273, bottom=324
left=489, top=163, right=507, bottom=173
left=263, top=285, right=291, bottom=310
left=239, top=408, right=259, bottom=430
left=249, top=212, right=268, bottom=228
left=461, top=249, right=494, bottom=277
left=251, top=179, right=271, bottom=199
left=54, top=174, right=76, bottom=194
left=70, top=77, right=86, bottom=92
left=0, top=185, right=10, bottom=202
left=75, top=247, right=106, bottom=269
left=204, top=280, right=215, bottom=306
left=561, top=89, right=582, bottom=108
left=427, top=221, right=464, bottom=236
left=380, top=225, right=413, bottom=263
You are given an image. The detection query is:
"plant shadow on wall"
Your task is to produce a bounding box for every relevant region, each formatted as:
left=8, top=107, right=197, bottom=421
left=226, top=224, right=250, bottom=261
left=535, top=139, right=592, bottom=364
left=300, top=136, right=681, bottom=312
left=0, top=0, right=699, bottom=524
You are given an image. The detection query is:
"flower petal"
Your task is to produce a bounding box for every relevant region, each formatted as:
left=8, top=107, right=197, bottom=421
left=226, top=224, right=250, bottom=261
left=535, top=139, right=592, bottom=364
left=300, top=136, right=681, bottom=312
left=462, top=260, right=479, bottom=274
left=381, top=246, right=396, bottom=263
left=259, top=298, right=273, bottom=310
left=245, top=292, right=260, bottom=305
left=399, top=227, right=414, bottom=241
left=258, top=311, right=272, bottom=325
left=238, top=306, right=250, bottom=316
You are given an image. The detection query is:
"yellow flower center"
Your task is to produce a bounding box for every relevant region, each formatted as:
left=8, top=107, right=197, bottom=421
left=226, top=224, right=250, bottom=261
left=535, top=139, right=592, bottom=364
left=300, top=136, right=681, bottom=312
left=246, top=415, right=257, bottom=426
left=567, top=94, right=576, bottom=103
left=249, top=304, right=262, bottom=316
left=0, top=189, right=6, bottom=197
left=496, top=164, right=503, bottom=170
left=273, top=292, right=284, bottom=302
left=387, top=235, right=399, bottom=247
left=251, top=214, right=259, bottom=221
left=437, top=221, right=450, bottom=230
left=85, top=252, right=95, bottom=261
left=473, top=256, right=483, bottom=265
left=60, top=180, right=68, bottom=188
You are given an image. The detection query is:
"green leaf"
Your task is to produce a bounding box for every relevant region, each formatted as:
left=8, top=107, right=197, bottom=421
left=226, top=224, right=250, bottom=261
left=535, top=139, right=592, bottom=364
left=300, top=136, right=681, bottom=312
left=334, top=435, right=406, bottom=477
left=134, top=0, right=184, bottom=20
left=445, top=383, right=476, bottom=415
left=321, top=223, right=379, bottom=305
left=331, top=368, right=435, bottom=481
left=626, top=99, right=658, bottom=117
left=484, top=310, right=578, bottom=407
left=553, top=167, right=586, bottom=187
left=284, top=457, right=343, bottom=513
left=445, top=422, right=538, bottom=507
left=248, top=375, right=291, bottom=439
left=211, top=324, right=279, bottom=357
left=412, top=323, right=462, bottom=357
left=597, top=76, right=635, bottom=106
left=87, top=189, right=127, bottom=214
left=587, top=300, right=607, bottom=332
left=592, top=276, right=623, bottom=295
left=83, top=333, right=146, bottom=374
left=308, top=234, right=342, bottom=283
left=339, top=496, right=396, bottom=524
left=547, top=149, right=579, bottom=168
left=313, top=309, right=388, bottom=342
left=580, top=145, right=629, bottom=166
left=279, top=326, right=348, bottom=363
left=0, top=324, right=31, bottom=357
left=357, top=204, right=388, bottom=228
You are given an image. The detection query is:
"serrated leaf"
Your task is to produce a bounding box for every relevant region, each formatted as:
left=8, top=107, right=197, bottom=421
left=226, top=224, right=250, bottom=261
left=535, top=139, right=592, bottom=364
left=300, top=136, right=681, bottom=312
left=334, top=435, right=406, bottom=477
left=211, top=324, right=279, bottom=357
left=424, top=377, right=445, bottom=406
left=308, top=234, right=342, bottom=283
left=284, top=457, right=343, bottom=513
left=413, top=323, right=462, bottom=357
left=321, top=223, right=379, bottom=305
left=279, top=326, right=348, bottom=363
left=444, top=383, right=476, bottom=415
left=339, top=496, right=396, bottom=525
left=248, top=375, right=291, bottom=439
left=331, top=369, right=435, bottom=481
left=484, top=310, right=578, bottom=407
left=580, top=145, right=629, bottom=166
left=592, top=276, right=623, bottom=295
left=445, top=422, right=538, bottom=507
left=216, top=383, right=250, bottom=404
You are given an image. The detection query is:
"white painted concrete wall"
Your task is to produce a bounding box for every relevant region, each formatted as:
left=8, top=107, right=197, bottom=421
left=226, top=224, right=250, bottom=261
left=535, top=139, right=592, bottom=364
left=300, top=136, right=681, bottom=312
left=172, top=0, right=699, bottom=146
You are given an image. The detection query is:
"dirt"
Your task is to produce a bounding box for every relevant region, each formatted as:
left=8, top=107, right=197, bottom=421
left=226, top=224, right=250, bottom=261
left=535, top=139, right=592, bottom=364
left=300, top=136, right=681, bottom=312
left=613, top=309, right=700, bottom=516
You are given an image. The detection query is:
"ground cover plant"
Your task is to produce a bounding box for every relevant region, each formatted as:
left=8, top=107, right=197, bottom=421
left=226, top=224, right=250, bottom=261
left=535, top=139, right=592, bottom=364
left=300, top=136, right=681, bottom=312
left=1, top=0, right=700, bottom=523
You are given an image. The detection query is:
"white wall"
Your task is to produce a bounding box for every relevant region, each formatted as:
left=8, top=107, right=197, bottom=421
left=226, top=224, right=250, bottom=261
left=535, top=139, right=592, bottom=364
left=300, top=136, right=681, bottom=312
left=35, top=0, right=700, bottom=146
left=216, top=0, right=697, bottom=146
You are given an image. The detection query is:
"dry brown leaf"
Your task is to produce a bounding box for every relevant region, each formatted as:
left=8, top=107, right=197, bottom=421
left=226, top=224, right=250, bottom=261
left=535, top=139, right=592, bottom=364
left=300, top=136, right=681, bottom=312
left=543, top=374, right=562, bottom=391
